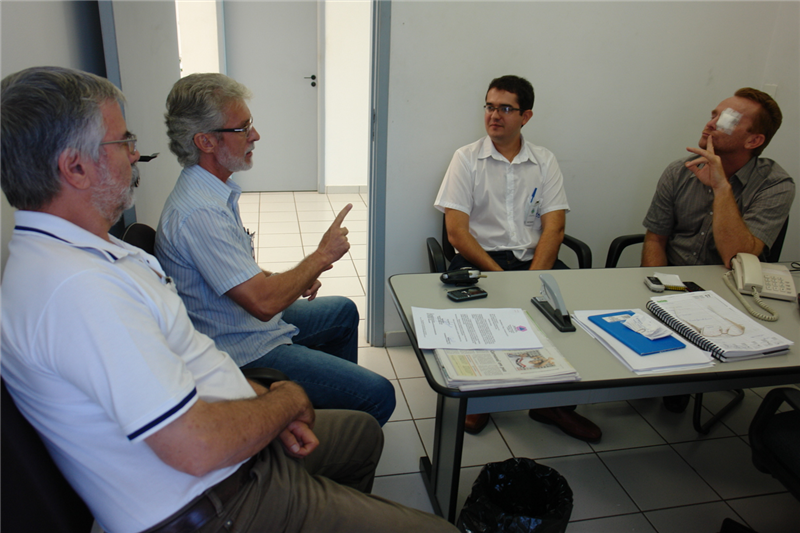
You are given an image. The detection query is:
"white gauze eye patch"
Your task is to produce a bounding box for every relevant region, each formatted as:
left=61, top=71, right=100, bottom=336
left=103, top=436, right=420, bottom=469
left=716, top=108, right=742, bottom=135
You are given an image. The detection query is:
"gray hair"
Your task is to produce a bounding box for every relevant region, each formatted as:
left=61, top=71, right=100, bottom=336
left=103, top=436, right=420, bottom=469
left=164, top=73, right=252, bottom=168
left=1, top=66, right=124, bottom=210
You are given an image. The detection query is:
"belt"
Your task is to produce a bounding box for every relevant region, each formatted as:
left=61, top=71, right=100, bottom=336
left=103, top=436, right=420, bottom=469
left=145, top=456, right=257, bottom=533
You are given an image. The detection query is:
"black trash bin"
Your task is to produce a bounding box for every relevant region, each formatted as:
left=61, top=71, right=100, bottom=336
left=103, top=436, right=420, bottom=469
left=457, top=457, right=573, bottom=533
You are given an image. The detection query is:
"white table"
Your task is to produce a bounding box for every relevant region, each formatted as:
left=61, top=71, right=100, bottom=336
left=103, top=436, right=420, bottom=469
left=388, top=265, right=800, bottom=521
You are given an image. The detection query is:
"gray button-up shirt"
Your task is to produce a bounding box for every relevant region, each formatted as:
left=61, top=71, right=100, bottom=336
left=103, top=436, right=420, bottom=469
left=643, top=156, right=794, bottom=265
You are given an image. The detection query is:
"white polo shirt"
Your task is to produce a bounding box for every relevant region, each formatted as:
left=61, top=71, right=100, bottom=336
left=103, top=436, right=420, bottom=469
left=434, top=135, right=570, bottom=262
left=1, top=211, right=256, bottom=533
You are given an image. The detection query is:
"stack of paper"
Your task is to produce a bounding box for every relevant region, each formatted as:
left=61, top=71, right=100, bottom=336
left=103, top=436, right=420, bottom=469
left=572, top=309, right=715, bottom=375
left=412, top=307, right=579, bottom=390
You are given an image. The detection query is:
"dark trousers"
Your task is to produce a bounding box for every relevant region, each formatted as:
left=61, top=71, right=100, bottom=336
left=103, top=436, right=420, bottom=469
left=449, top=250, right=569, bottom=271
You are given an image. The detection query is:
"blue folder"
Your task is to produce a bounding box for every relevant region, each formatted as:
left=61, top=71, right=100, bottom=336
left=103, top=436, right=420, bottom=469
left=588, top=311, right=685, bottom=356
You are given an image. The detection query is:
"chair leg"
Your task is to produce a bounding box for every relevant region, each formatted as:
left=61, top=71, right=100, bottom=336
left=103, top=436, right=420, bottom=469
left=693, top=389, right=745, bottom=434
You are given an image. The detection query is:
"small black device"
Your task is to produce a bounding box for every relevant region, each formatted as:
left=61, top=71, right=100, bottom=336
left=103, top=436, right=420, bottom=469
left=644, top=276, right=665, bottom=292
left=440, top=268, right=485, bottom=286
left=447, top=286, right=488, bottom=302
left=683, top=281, right=704, bottom=292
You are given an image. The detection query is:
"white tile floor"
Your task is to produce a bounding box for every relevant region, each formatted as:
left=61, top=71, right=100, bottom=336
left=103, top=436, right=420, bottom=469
left=241, top=191, right=800, bottom=533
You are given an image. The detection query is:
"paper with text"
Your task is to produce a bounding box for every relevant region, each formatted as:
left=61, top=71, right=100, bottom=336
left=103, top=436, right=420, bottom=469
left=412, top=307, right=543, bottom=350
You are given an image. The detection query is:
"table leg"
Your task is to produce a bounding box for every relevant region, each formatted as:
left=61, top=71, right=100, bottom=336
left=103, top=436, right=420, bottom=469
left=419, top=394, right=467, bottom=522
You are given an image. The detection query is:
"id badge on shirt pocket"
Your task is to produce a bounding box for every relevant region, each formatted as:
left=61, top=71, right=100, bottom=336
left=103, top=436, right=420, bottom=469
left=524, top=199, right=541, bottom=227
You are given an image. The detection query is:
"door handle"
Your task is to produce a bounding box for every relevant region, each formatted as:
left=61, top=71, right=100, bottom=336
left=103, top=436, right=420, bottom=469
left=305, top=75, right=317, bottom=87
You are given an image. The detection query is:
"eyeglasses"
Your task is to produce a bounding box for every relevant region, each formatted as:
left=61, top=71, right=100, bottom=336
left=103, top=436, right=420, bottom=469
left=484, top=105, right=522, bottom=115
left=212, top=118, right=254, bottom=136
left=100, top=135, right=137, bottom=154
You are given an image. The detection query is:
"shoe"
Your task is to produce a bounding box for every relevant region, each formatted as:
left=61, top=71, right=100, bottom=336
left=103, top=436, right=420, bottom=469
left=663, top=394, right=690, bottom=413
left=528, top=407, right=602, bottom=443
left=464, top=413, right=490, bottom=434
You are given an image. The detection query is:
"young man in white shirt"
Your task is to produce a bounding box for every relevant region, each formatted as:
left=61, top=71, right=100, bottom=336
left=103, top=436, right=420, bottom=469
left=434, top=75, right=601, bottom=442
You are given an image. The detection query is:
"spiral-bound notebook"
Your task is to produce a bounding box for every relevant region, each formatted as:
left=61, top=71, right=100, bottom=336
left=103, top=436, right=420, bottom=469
left=646, top=291, right=793, bottom=362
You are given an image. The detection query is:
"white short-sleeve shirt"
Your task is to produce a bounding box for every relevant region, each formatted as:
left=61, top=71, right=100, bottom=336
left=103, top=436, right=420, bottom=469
left=434, top=136, right=570, bottom=262
left=1, top=211, right=256, bottom=533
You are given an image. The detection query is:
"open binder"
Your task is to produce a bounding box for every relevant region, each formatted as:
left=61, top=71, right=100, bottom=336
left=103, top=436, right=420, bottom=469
left=646, top=291, right=793, bottom=362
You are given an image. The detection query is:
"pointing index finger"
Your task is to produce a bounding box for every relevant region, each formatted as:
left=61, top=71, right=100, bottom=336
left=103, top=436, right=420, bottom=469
left=331, top=203, right=353, bottom=229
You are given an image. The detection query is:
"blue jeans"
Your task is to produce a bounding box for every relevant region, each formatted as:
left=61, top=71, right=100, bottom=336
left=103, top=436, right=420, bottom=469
left=242, top=296, right=396, bottom=426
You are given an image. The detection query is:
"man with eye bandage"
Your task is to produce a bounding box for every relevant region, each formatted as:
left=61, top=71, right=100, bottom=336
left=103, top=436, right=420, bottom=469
left=642, top=88, right=794, bottom=270
left=642, top=87, right=794, bottom=414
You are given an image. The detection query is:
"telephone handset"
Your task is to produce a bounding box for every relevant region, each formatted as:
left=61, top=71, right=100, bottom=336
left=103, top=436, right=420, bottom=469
left=724, top=253, right=797, bottom=322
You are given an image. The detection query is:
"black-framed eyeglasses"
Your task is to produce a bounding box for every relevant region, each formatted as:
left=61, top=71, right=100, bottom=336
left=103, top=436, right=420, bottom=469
left=484, top=105, right=522, bottom=116
left=211, top=118, right=254, bottom=136
left=99, top=134, right=137, bottom=154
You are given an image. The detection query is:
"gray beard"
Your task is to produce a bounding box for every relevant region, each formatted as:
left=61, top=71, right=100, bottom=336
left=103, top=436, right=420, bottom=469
left=218, top=144, right=253, bottom=173
left=92, top=163, right=138, bottom=225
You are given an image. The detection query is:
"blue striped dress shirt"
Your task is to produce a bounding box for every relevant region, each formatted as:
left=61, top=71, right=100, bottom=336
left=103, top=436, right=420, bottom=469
left=155, top=165, right=298, bottom=366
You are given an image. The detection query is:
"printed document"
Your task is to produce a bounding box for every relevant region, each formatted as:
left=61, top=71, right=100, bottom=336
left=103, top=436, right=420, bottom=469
left=412, top=307, right=543, bottom=350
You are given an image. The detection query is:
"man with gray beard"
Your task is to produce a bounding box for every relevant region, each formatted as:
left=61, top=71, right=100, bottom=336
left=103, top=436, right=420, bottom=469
left=156, top=73, right=395, bottom=426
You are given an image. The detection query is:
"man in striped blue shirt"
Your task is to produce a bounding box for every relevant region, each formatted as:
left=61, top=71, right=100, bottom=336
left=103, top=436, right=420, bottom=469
left=156, top=73, right=394, bottom=425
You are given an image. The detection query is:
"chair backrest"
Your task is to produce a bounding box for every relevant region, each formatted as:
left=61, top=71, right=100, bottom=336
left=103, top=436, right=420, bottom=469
left=122, top=222, right=156, bottom=255
left=766, top=217, right=789, bottom=263
left=605, top=216, right=789, bottom=268
left=1, top=379, right=94, bottom=533
left=441, top=213, right=456, bottom=262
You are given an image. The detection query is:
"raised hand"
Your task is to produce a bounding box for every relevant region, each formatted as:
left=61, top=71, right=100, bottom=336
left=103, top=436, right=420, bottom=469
left=685, top=136, right=727, bottom=190
left=317, top=203, right=352, bottom=264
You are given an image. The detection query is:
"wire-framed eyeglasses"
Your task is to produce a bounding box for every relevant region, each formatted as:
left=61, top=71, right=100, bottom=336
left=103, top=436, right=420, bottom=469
left=99, top=134, right=137, bottom=154
left=484, top=105, right=522, bottom=116
left=212, top=118, right=254, bottom=136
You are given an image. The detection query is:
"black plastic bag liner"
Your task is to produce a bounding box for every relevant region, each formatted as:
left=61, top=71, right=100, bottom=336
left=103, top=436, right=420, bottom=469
left=456, top=458, right=573, bottom=533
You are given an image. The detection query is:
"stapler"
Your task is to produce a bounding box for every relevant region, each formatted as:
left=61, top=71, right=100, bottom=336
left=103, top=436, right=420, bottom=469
left=531, top=273, right=575, bottom=332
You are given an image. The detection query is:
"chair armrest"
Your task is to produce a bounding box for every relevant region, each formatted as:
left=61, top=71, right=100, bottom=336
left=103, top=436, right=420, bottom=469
left=426, top=237, right=447, bottom=273
left=749, top=387, right=800, bottom=477
left=242, top=367, right=289, bottom=388
left=751, top=388, right=800, bottom=432
left=563, top=234, right=592, bottom=269
left=605, top=234, right=645, bottom=268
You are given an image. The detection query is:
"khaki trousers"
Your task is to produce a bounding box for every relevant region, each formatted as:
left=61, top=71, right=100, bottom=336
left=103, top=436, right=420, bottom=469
left=196, top=410, right=458, bottom=533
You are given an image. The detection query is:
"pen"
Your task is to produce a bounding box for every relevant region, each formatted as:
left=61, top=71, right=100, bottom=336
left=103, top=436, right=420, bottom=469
left=530, top=188, right=538, bottom=203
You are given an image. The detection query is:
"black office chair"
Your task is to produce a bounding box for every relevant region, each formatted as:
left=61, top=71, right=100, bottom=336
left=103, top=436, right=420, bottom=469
left=122, top=222, right=157, bottom=255
left=717, top=387, right=800, bottom=533
left=426, top=213, right=593, bottom=273
left=749, top=387, right=800, bottom=500
left=1, top=379, right=96, bottom=533
left=605, top=217, right=790, bottom=268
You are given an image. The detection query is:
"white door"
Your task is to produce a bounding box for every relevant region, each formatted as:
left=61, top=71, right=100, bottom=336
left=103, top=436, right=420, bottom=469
left=223, top=1, right=319, bottom=192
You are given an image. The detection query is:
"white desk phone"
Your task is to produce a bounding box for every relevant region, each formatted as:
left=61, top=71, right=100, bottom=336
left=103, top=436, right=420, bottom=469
left=723, top=253, right=797, bottom=322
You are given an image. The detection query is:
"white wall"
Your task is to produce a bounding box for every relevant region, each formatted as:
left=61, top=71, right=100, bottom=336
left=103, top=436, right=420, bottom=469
left=0, top=0, right=106, bottom=277
left=103, top=1, right=183, bottom=230
left=380, top=1, right=800, bottom=336
left=325, top=0, right=372, bottom=191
